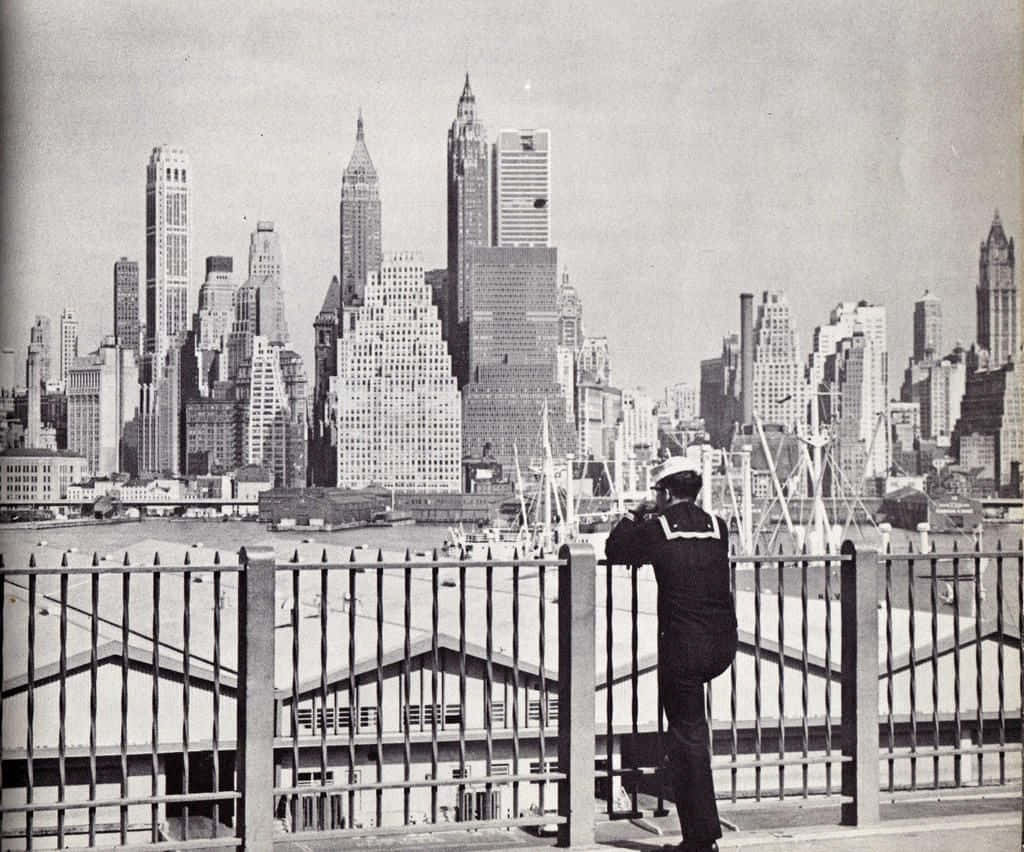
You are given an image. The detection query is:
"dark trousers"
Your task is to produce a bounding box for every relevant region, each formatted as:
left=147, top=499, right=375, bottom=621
left=659, top=630, right=737, bottom=845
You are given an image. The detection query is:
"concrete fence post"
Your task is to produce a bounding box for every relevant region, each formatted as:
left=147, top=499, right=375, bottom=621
left=557, top=543, right=596, bottom=848
left=840, top=541, right=880, bottom=826
left=237, top=546, right=277, bottom=851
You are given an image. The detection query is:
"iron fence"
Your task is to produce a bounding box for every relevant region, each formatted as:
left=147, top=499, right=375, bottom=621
left=0, top=538, right=1021, bottom=850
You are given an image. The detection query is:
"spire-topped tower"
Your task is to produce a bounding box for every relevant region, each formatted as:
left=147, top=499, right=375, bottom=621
left=978, top=208, right=1017, bottom=367
left=340, top=111, right=381, bottom=307
left=447, top=73, right=489, bottom=387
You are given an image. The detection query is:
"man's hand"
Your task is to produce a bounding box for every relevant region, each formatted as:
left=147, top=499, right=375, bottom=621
left=632, top=501, right=658, bottom=519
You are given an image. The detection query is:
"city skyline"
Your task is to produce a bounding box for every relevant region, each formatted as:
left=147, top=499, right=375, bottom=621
left=1, top=1, right=1020, bottom=394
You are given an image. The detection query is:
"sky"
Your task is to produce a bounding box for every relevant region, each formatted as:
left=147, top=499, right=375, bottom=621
left=1, top=0, right=1020, bottom=396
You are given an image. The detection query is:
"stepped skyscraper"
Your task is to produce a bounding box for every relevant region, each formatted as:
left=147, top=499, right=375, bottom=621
left=339, top=112, right=381, bottom=308
left=447, top=74, right=490, bottom=387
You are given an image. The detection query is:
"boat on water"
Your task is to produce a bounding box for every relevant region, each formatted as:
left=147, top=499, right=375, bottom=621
left=370, top=508, right=416, bottom=527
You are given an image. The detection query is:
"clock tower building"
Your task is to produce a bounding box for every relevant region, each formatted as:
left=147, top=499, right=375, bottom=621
left=977, top=210, right=1017, bottom=367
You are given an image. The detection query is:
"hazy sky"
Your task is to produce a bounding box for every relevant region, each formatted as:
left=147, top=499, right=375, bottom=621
left=1, top=1, right=1020, bottom=395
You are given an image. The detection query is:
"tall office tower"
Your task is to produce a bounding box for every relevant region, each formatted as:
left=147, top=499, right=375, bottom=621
left=66, top=336, right=138, bottom=476
left=26, top=343, right=43, bottom=447
left=751, top=291, right=807, bottom=433
left=144, top=146, right=191, bottom=382
left=952, top=359, right=1021, bottom=495
left=245, top=335, right=289, bottom=483
left=248, top=221, right=289, bottom=345
left=977, top=210, right=1017, bottom=367
left=278, top=348, right=309, bottom=488
left=310, top=276, right=341, bottom=485
left=576, top=381, right=622, bottom=460
left=196, top=256, right=236, bottom=351
left=619, top=390, right=658, bottom=454
left=336, top=253, right=460, bottom=491
left=29, top=316, right=52, bottom=387
left=424, top=268, right=451, bottom=344
left=700, top=334, right=741, bottom=448
left=826, top=334, right=886, bottom=492
left=557, top=271, right=583, bottom=350
left=137, top=334, right=185, bottom=477
left=114, top=258, right=141, bottom=353
left=809, top=300, right=888, bottom=475
left=339, top=112, right=381, bottom=308
left=492, top=129, right=550, bottom=247
left=668, top=381, right=698, bottom=422
left=0, top=349, right=15, bottom=391
left=447, top=74, right=490, bottom=386
left=227, top=280, right=257, bottom=381
left=461, top=246, right=574, bottom=471
left=578, top=336, right=611, bottom=385
left=184, top=395, right=245, bottom=475
left=913, top=290, right=942, bottom=362
left=58, top=309, right=79, bottom=390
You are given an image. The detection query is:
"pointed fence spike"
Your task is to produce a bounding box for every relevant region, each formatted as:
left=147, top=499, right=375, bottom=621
left=184, top=551, right=191, bottom=566
left=213, top=551, right=221, bottom=565
left=404, top=548, right=412, bottom=561
left=60, top=552, right=68, bottom=568
left=432, top=548, right=439, bottom=562
left=321, top=548, right=329, bottom=563
left=28, top=553, right=36, bottom=568
left=952, top=540, right=959, bottom=553
left=350, top=549, right=358, bottom=563
left=0, top=553, right=5, bottom=569
left=290, top=549, right=299, bottom=564
left=485, top=546, right=493, bottom=562
left=376, top=548, right=384, bottom=562
left=123, top=552, right=131, bottom=566
left=91, top=552, right=100, bottom=567
left=153, top=552, right=161, bottom=566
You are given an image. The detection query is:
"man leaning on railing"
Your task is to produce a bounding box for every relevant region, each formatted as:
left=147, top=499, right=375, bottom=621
left=605, top=456, right=738, bottom=852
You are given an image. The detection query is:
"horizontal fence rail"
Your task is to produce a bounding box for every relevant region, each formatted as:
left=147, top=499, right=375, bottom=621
left=1, top=537, right=1021, bottom=849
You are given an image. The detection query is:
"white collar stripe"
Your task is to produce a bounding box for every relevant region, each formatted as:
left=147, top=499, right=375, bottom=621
left=658, top=514, right=721, bottom=541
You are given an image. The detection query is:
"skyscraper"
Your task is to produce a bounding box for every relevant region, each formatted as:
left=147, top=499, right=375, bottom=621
left=248, top=221, right=289, bottom=345
left=751, top=291, right=807, bottom=432
left=339, top=112, right=381, bottom=308
left=114, top=258, right=140, bottom=353
left=310, top=276, right=341, bottom=485
left=195, top=256, right=236, bottom=352
left=66, top=336, right=138, bottom=476
left=447, top=74, right=490, bottom=385
left=29, top=316, right=52, bottom=388
left=461, top=246, right=574, bottom=471
left=913, top=290, right=942, bottom=362
left=26, top=342, right=43, bottom=448
left=144, top=146, right=191, bottom=382
left=58, top=309, right=78, bottom=391
left=977, top=210, right=1017, bottom=367
left=492, top=129, right=550, bottom=247
left=336, top=253, right=461, bottom=491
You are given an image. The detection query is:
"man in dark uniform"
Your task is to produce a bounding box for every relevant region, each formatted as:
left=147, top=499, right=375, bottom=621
left=605, top=456, right=737, bottom=852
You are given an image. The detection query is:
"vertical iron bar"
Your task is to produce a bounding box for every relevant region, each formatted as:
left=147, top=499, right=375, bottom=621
left=485, top=550, right=495, bottom=816
left=824, top=548, right=833, bottom=796
left=319, top=552, right=328, bottom=829
left=458, top=551, right=467, bottom=815
left=375, top=553, right=384, bottom=828
left=908, top=546, right=918, bottom=791
left=512, top=550, right=521, bottom=820
left=995, top=546, right=1005, bottom=784
left=605, top=560, right=614, bottom=817
left=630, top=559, right=640, bottom=811
left=403, top=552, right=412, bottom=824
left=885, top=546, right=894, bottom=793
left=291, top=560, right=300, bottom=832
left=952, top=543, right=962, bottom=786
left=183, top=555, right=191, bottom=840
left=776, top=551, right=785, bottom=799
left=431, top=553, right=440, bottom=824
left=974, top=544, right=984, bottom=784
left=27, top=565, right=37, bottom=847
left=800, top=550, right=809, bottom=798
left=348, top=552, right=358, bottom=825
left=931, top=546, right=940, bottom=789
left=121, top=563, right=130, bottom=842
left=538, top=555, right=548, bottom=815
left=212, top=557, right=221, bottom=834
left=58, top=567, right=67, bottom=847
left=0, top=561, right=4, bottom=843
left=151, top=557, right=161, bottom=842
left=753, top=548, right=762, bottom=800
left=89, top=566, right=99, bottom=845
left=730, top=554, right=739, bottom=803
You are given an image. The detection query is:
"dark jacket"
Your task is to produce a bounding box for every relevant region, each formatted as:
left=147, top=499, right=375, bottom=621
left=605, top=500, right=737, bottom=645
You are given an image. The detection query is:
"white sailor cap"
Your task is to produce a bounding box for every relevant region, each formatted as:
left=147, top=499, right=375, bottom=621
left=651, top=455, right=702, bottom=486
